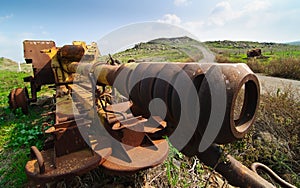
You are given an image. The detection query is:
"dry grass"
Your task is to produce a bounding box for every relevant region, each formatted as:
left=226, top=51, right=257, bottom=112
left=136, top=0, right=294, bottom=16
left=267, top=57, right=300, bottom=80
left=214, top=54, right=230, bottom=64
left=225, top=85, right=300, bottom=187
left=245, top=58, right=267, bottom=73
left=50, top=148, right=233, bottom=188
left=245, top=57, right=300, bottom=80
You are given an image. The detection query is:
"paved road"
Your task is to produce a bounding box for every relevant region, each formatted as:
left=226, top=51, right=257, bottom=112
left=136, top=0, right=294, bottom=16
left=193, top=44, right=216, bottom=63
left=257, top=74, right=300, bottom=96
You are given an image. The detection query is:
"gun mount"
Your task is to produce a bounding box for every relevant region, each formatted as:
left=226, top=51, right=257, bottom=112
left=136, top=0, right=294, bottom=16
left=8, top=40, right=296, bottom=188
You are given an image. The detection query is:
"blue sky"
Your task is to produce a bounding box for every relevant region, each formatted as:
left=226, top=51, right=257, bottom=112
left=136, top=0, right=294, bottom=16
left=0, top=0, right=300, bottom=62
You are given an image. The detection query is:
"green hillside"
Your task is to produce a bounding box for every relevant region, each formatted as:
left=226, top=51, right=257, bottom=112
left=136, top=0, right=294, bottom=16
left=0, top=57, right=18, bottom=69
left=288, top=41, right=300, bottom=46
left=109, top=36, right=204, bottom=63
left=204, top=40, right=300, bottom=61
left=0, top=57, right=32, bottom=72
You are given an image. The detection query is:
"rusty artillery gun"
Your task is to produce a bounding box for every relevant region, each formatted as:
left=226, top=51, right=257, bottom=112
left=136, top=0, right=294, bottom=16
left=8, top=40, right=296, bottom=187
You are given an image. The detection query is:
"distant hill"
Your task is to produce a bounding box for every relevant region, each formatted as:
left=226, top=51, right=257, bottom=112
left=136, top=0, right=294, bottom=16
left=149, top=36, right=200, bottom=46
left=0, top=57, right=32, bottom=72
left=288, top=41, right=300, bottom=46
left=110, top=36, right=205, bottom=63
left=107, top=37, right=300, bottom=63
left=204, top=40, right=291, bottom=49
left=0, top=57, right=18, bottom=67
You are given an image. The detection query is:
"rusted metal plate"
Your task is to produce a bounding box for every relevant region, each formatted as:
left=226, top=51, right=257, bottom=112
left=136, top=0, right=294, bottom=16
left=111, top=115, right=166, bottom=134
left=102, top=139, right=168, bottom=175
left=95, top=100, right=170, bottom=175
left=55, top=95, right=78, bottom=123
left=53, top=122, right=89, bottom=157
left=25, top=148, right=109, bottom=184
left=23, top=40, right=56, bottom=85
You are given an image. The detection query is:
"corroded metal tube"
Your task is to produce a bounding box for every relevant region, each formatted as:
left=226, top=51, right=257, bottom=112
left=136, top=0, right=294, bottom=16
left=197, top=145, right=275, bottom=188
left=69, top=62, right=260, bottom=154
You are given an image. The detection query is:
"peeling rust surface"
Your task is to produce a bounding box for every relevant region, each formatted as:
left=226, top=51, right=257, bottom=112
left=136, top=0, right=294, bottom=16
left=102, top=139, right=169, bottom=175
left=26, top=148, right=104, bottom=184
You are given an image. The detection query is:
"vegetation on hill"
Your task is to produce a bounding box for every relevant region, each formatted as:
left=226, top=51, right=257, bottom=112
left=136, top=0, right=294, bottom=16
left=110, top=36, right=204, bottom=63
left=0, top=57, right=32, bottom=72
left=0, top=57, right=16, bottom=67
left=288, top=41, right=300, bottom=46
left=101, top=38, right=300, bottom=80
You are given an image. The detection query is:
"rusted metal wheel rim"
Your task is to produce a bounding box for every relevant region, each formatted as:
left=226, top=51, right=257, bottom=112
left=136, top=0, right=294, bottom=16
left=14, top=87, right=29, bottom=114
left=230, top=74, right=260, bottom=139
left=8, top=88, right=17, bottom=110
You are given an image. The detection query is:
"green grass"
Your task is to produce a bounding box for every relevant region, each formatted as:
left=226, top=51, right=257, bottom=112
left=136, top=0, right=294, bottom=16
left=206, top=40, right=300, bottom=80
left=106, top=36, right=204, bottom=63
left=0, top=70, right=51, bottom=187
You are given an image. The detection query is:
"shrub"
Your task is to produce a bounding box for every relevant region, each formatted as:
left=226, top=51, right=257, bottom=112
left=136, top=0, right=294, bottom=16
left=267, top=57, right=300, bottom=80
left=246, top=58, right=266, bottom=73
left=215, top=54, right=230, bottom=63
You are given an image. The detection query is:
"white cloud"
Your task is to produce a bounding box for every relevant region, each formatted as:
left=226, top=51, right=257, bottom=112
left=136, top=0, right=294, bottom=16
left=184, top=21, right=205, bottom=29
left=207, top=0, right=272, bottom=26
left=174, top=0, right=189, bottom=6
left=182, top=21, right=205, bottom=36
left=158, top=14, right=182, bottom=25
left=98, top=22, right=196, bottom=55
left=0, top=14, right=13, bottom=23
left=156, top=0, right=284, bottom=42
left=208, top=1, right=241, bottom=26
left=243, top=0, right=271, bottom=12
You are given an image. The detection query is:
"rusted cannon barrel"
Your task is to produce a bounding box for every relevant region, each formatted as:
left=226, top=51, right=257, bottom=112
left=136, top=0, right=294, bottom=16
left=70, top=62, right=259, bottom=155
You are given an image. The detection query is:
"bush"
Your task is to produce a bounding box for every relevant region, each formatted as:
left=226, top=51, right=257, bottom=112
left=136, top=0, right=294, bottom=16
left=246, top=58, right=267, bottom=73
left=216, top=53, right=300, bottom=81
left=245, top=57, right=300, bottom=80
left=267, top=57, right=300, bottom=80
left=215, top=54, right=230, bottom=63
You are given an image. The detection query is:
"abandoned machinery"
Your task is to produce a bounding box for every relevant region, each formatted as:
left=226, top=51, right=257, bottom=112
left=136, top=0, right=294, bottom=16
left=8, top=40, right=296, bottom=188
